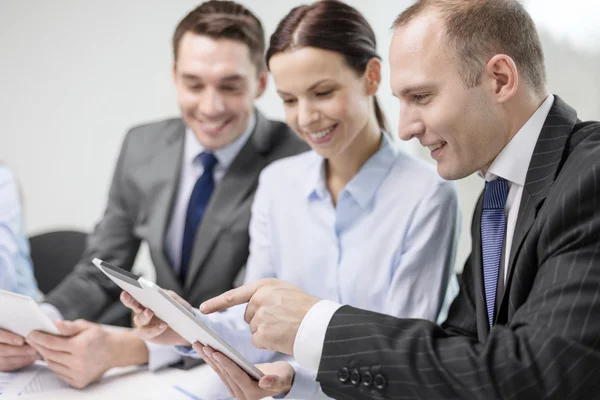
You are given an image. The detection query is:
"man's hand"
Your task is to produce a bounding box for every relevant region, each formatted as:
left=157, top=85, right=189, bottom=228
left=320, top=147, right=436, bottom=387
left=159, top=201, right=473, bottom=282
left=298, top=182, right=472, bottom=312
left=200, top=279, right=320, bottom=355
left=120, top=291, right=190, bottom=346
left=26, top=320, right=147, bottom=389
left=0, top=328, right=39, bottom=371
left=196, top=343, right=294, bottom=400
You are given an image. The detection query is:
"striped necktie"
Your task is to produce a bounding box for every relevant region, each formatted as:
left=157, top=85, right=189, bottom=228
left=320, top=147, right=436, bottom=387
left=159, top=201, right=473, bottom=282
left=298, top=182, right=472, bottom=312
left=481, top=178, right=508, bottom=327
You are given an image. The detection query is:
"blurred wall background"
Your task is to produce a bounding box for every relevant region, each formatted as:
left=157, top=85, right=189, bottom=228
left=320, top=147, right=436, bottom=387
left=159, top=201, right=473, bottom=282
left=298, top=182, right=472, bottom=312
left=1, top=0, right=598, bottom=279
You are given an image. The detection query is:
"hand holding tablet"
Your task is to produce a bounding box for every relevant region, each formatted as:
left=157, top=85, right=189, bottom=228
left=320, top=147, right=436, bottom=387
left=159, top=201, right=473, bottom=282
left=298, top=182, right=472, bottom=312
left=92, top=258, right=264, bottom=380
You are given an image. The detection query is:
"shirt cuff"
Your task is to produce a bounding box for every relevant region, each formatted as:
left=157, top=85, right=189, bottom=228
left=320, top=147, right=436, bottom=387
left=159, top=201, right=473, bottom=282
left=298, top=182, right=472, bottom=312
left=282, top=362, right=327, bottom=399
left=293, top=300, right=342, bottom=372
left=146, top=341, right=184, bottom=371
left=174, top=345, right=203, bottom=359
left=40, top=303, right=64, bottom=322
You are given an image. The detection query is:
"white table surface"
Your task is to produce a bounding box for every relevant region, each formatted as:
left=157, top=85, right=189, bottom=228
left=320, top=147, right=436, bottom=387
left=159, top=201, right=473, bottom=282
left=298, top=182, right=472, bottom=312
left=10, top=363, right=274, bottom=400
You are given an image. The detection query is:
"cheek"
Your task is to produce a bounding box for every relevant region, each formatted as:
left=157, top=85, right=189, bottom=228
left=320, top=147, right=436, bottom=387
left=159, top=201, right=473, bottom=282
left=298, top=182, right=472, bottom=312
left=178, top=90, right=199, bottom=111
left=227, top=93, right=254, bottom=114
left=324, top=94, right=357, bottom=126
left=283, top=108, right=301, bottom=135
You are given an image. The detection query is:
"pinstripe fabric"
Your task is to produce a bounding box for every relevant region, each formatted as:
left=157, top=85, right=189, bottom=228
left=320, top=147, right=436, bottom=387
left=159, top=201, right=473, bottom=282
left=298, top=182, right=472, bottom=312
left=481, top=178, right=508, bottom=327
left=316, top=96, right=600, bottom=399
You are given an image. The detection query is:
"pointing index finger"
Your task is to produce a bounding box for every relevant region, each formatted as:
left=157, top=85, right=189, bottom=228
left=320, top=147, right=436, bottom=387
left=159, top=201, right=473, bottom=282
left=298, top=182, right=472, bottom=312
left=200, top=280, right=265, bottom=314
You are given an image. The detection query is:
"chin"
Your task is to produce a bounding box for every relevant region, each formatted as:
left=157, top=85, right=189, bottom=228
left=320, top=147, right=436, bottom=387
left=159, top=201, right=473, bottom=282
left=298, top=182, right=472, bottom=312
left=437, top=164, right=467, bottom=181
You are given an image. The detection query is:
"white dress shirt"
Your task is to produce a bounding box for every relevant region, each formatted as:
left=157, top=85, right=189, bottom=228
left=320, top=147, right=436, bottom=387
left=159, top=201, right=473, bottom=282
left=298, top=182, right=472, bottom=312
left=41, top=113, right=256, bottom=371
left=293, top=94, right=556, bottom=375
left=178, top=133, right=461, bottom=398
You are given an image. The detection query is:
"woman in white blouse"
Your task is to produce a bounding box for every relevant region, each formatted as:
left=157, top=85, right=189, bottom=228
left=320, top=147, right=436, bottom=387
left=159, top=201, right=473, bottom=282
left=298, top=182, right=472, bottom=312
left=123, top=1, right=460, bottom=398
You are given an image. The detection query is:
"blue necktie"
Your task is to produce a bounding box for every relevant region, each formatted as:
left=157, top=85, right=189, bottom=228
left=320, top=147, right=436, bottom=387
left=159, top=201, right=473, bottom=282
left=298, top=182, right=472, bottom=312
left=481, top=178, right=508, bottom=327
left=180, top=152, right=218, bottom=282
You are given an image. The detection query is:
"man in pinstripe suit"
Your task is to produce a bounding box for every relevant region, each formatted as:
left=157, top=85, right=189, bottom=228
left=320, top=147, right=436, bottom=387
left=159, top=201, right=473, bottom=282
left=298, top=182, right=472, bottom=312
left=199, top=0, right=600, bottom=398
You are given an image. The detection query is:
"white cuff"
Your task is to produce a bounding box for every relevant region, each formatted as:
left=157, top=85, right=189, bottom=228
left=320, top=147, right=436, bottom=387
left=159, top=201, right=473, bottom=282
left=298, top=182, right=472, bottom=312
left=284, top=362, right=330, bottom=399
left=40, top=303, right=64, bottom=322
left=293, top=300, right=342, bottom=372
left=146, top=341, right=184, bottom=371
left=174, top=345, right=203, bottom=359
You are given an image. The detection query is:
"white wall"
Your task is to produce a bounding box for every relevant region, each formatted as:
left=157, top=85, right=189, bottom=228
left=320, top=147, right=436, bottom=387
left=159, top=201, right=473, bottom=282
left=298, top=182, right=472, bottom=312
left=1, top=0, right=598, bottom=277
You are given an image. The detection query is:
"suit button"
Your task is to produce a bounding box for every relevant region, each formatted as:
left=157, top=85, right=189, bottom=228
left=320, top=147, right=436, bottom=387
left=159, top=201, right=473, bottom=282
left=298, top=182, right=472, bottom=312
left=350, top=369, right=361, bottom=386
left=338, top=367, right=350, bottom=383
left=362, top=371, right=373, bottom=388
left=374, top=374, right=387, bottom=390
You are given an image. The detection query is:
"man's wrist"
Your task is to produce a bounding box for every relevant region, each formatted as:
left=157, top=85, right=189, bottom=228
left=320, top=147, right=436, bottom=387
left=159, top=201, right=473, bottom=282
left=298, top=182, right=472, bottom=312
left=109, top=331, right=149, bottom=368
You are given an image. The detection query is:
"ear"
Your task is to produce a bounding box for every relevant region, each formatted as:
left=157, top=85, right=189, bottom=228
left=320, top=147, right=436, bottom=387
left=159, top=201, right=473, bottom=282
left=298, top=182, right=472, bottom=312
left=484, top=54, right=518, bottom=104
left=364, top=58, right=382, bottom=96
left=255, top=68, right=269, bottom=99
left=171, top=62, right=177, bottom=85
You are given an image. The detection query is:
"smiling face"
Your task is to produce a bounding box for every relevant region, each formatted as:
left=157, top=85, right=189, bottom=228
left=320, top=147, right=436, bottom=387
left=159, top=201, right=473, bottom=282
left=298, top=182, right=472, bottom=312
left=268, top=47, right=377, bottom=159
left=390, top=11, right=508, bottom=180
left=173, top=32, right=267, bottom=150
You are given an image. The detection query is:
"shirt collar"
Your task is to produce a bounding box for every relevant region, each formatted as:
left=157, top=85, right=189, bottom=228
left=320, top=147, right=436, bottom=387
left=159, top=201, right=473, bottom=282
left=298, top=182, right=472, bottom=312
left=304, top=132, right=398, bottom=208
left=184, top=112, right=256, bottom=168
left=482, top=94, right=554, bottom=184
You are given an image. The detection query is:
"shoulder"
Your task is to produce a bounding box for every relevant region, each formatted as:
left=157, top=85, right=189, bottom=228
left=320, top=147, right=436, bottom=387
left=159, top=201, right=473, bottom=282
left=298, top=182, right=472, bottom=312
left=387, top=148, right=456, bottom=196
left=259, top=151, right=320, bottom=185
left=123, top=117, right=184, bottom=146
left=0, top=166, right=20, bottom=206
left=0, top=165, right=15, bottom=186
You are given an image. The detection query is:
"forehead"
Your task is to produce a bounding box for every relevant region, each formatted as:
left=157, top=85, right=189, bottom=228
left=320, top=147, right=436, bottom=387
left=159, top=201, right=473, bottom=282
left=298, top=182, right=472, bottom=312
left=388, top=12, right=453, bottom=93
left=176, top=32, right=256, bottom=79
left=269, top=47, right=356, bottom=92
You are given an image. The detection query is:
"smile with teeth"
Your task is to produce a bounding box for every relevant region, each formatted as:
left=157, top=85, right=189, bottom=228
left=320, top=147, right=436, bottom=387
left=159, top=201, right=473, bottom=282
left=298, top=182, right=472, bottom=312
left=428, top=142, right=446, bottom=151
left=201, top=119, right=230, bottom=131
left=307, top=125, right=336, bottom=140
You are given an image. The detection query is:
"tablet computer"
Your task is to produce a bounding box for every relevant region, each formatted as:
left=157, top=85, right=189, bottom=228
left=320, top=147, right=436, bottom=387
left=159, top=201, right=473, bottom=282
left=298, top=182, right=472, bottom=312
left=0, top=290, right=60, bottom=337
left=92, top=258, right=264, bottom=380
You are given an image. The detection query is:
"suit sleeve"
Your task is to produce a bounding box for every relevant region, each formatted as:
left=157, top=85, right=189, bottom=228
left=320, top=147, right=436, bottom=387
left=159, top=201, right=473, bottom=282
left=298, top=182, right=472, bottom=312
left=45, top=129, right=141, bottom=321
left=316, top=136, right=600, bottom=399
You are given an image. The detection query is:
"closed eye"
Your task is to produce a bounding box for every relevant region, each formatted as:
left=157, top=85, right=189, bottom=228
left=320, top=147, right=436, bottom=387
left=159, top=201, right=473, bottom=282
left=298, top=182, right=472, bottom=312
left=412, top=93, right=434, bottom=105
left=315, top=90, right=333, bottom=98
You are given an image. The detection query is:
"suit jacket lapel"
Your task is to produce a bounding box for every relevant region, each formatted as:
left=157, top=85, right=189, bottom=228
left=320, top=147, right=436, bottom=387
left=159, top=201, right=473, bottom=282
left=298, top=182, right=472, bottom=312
left=145, top=120, right=186, bottom=291
left=184, top=111, right=274, bottom=290
left=497, top=96, right=578, bottom=318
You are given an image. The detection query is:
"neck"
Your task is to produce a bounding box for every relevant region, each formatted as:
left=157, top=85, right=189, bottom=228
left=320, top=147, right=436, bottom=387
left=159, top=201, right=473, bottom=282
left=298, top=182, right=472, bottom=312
left=481, top=90, right=548, bottom=175
left=326, top=118, right=382, bottom=200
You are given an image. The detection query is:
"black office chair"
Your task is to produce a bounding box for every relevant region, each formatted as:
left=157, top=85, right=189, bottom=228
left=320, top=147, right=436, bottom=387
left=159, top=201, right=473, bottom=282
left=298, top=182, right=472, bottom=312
left=29, top=230, right=88, bottom=295
left=29, top=230, right=131, bottom=327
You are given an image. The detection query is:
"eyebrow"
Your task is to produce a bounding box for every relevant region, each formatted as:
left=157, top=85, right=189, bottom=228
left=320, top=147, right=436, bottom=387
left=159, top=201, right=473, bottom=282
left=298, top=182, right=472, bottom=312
left=181, top=73, right=246, bottom=83
left=399, top=84, right=437, bottom=97
left=277, top=79, right=335, bottom=97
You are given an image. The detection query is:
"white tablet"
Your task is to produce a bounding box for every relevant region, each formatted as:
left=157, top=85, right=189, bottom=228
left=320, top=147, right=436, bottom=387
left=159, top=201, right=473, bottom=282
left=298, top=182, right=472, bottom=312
left=0, top=290, right=60, bottom=337
left=92, top=258, right=264, bottom=380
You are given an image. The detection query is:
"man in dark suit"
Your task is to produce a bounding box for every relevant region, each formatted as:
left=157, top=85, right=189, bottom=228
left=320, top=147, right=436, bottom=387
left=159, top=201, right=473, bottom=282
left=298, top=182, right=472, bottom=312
left=0, top=0, right=306, bottom=388
left=196, top=1, right=600, bottom=399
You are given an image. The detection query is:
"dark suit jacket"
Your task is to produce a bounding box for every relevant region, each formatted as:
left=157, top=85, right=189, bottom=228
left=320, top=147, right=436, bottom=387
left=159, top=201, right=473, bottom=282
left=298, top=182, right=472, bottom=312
left=316, top=96, right=600, bottom=399
left=45, top=111, right=308, bottom=321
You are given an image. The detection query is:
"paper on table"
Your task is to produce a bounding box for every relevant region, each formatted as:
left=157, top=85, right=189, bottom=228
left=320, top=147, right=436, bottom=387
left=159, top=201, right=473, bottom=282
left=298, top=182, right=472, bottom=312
left=0, top=364, right=69, bottom=397
left=0, top=362, right=146, bottom=398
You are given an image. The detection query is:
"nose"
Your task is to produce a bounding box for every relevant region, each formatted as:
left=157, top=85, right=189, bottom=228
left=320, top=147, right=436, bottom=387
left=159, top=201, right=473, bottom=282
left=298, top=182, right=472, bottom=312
left=397, top=104, right=425, bottom=142
left=199, top=87, right=225, bottom=117
left=297, top=100, right=319, bottom=129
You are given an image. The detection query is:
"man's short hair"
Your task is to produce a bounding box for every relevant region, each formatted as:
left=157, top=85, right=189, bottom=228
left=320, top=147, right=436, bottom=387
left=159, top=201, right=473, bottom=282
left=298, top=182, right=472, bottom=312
left=173, top=0, right=266, bottom=72
left=393, top=0, right=546, bottom=92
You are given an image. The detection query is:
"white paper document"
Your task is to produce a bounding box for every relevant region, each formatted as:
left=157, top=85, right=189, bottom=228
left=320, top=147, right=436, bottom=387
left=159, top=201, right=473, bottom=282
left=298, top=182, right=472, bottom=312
left=0, top=364, right=69, bottom=397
